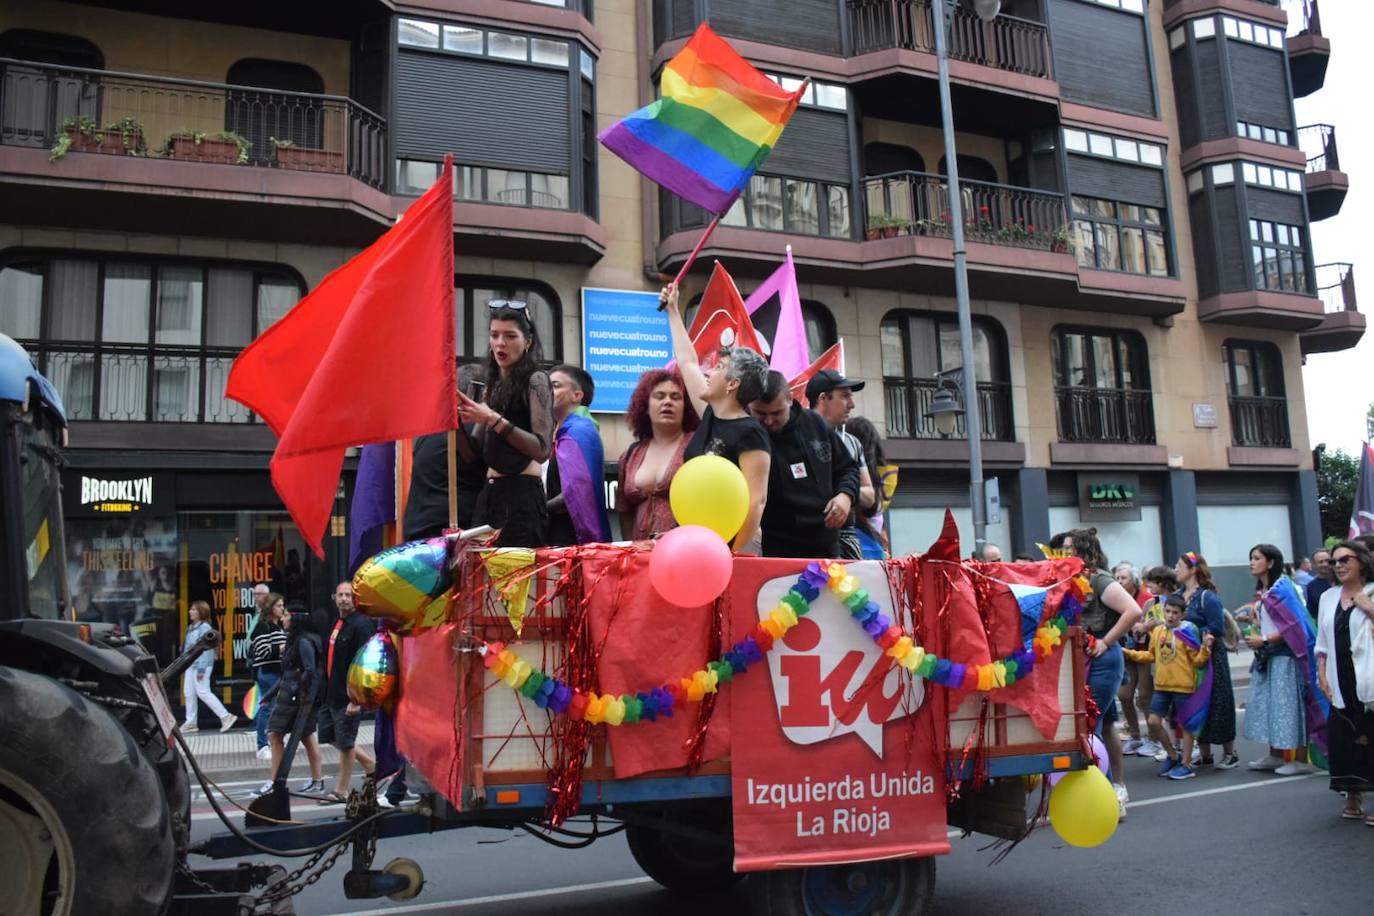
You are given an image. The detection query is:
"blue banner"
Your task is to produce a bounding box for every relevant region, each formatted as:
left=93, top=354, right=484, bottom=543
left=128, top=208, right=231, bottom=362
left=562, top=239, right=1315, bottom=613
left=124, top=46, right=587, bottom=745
left=581, top=288, right=671, bottom=413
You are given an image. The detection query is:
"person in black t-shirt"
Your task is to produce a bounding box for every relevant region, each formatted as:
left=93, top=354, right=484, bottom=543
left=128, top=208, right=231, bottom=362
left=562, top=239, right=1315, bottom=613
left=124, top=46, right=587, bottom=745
left=662, top=285, right=771, bottom=553
left=750, top=371, right=860, bottom=559
left=404, top=363, right=488, bottom=538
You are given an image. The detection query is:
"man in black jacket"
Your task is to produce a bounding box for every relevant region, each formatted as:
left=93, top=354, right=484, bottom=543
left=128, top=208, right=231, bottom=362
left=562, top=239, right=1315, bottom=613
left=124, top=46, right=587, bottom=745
left=749, top=371, right=861, bottom=559
left=317, top=581, right=376, bottom=803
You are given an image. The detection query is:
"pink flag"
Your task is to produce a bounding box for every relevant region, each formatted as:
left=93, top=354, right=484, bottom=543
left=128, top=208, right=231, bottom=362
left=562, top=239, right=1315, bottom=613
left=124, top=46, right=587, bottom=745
left=744, top=246, right=811, bottom=379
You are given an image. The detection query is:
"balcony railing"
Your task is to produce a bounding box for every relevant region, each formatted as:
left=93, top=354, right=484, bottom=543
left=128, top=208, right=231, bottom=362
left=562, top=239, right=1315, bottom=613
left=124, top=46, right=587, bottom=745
left=863, top=171, right=1068, bottom=250
left=18, top=342, right=253, bottom=424
left=1298, top=123, right=1339, bottom=172
left=1278, top=0, right=1322, bottom=37
left=848, top=0, right=1053, bottom=79
left=884, top=377, right=1014, bottom=440
left=0, top=58, right=387, bottom=188
left=1315, top=262, right=1357, bottom=314
left=1054, top=387, right=1156, bottom=445
left=1228, top=395, right=1291, bottom=448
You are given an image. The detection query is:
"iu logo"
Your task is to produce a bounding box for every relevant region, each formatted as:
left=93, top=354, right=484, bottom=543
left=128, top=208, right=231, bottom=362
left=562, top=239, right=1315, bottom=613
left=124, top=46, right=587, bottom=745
left=760, top=564, right=923, bottom=758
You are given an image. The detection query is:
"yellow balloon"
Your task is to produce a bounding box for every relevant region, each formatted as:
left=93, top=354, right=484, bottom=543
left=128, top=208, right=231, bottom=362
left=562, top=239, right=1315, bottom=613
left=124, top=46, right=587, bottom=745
left=669, top=455, right=749, bottom=542
left=1047, top=767, right=1119, bottom=848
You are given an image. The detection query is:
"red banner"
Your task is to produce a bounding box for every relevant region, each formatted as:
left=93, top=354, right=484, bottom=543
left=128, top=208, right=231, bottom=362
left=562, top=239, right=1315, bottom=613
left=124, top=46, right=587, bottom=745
left=728, top=559, right=950, bottom=871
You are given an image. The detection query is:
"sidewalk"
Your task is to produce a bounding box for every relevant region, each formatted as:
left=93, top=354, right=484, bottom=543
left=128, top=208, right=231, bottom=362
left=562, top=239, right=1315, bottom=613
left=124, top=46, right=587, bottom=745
left=182, top=721, right=377, bottom=782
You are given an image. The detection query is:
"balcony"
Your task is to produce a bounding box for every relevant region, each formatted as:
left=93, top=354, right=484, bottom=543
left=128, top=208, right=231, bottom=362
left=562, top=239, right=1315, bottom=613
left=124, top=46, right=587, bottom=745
left=1301, top=263, right=1365, bottom=355
left=1054, top=387, right=1156, bottom=446
left=1298, top=124, right=1347, bottom=220
left=848, top=0, right=1053, bottom=79
left=1228, top=395, right=1291, bottom=448
left=0, top=58, right=392, bottom=245
left=658, top=170, right=1186, bottom=317
left=883, top=377, right=1014, bottom=440
left=1282, top=0, right=1328, bottom=97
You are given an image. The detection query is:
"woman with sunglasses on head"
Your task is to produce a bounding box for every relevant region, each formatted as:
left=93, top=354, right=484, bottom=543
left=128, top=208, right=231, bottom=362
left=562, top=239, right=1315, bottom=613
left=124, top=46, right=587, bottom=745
left=456, top=301, right=555, bottom=547
left=1242, top=543, right=1325, bottom=775
left=1174, top=551, right=1240, bottom=769
left=660, top=285, right=771, bottom=554
left=1315, top=540, right=1374, bottom=823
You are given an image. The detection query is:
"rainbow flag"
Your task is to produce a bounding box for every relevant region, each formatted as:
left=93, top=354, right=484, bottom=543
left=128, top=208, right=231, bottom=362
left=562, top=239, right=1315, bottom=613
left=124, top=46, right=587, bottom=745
left=598, top=23, right=806, bottom=215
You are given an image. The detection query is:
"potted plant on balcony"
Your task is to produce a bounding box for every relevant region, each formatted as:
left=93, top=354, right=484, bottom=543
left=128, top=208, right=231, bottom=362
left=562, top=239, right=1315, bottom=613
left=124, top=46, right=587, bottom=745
left=866, top=214, right=907, bottom=240
left=50, top=116, right=146, bottom=161
left=160, top=130, right=251, bottom=165
left=1049, top=224, right=1077, bottom=255
left=270, top=137, right=345, bottom=173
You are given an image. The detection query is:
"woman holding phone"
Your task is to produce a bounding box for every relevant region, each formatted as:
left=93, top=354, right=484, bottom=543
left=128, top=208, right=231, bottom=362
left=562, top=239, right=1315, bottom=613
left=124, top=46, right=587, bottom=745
left=456, top=301, right=554, bottom=547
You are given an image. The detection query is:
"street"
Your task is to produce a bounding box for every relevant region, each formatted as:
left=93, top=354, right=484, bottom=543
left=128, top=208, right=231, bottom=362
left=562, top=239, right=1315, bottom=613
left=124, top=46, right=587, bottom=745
left=187, top=703, right=1373, bottom=915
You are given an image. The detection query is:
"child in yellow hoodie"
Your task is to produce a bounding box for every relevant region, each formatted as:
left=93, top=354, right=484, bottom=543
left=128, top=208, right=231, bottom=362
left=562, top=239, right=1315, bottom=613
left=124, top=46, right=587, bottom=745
left=1124, top=594, right=1215, bottom=780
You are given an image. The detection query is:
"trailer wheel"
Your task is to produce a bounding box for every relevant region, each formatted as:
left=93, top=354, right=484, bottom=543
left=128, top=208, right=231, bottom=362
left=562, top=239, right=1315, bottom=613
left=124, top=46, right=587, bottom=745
left=0, top=667, right=174, bottom=916
left=747, top=855, right=935, bottom=916
left=625, top=803, right=740, bottom=894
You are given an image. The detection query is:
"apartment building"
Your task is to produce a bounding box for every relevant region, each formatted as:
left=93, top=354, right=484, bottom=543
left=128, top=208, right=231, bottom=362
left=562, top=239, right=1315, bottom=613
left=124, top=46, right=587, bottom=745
left=0, top=0, right=1359, bottom=673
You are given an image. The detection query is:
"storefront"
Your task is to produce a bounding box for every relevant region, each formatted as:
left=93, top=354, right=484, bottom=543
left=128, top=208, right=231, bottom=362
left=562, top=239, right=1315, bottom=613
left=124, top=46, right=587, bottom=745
left=1047, top=471, right=1165, bottom=575
left=62, top=465, right=352, bottom=714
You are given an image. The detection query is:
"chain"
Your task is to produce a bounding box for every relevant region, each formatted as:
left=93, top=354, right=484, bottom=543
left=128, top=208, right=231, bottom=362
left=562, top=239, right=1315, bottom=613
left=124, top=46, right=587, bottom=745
left=255, top=835, right=351, bottom=908
left=175, top=856, right=220, bottom=896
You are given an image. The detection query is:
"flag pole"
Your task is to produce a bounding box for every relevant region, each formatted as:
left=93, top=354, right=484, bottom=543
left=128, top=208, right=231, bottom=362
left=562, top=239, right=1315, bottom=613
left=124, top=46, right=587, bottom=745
left=659, top=214, right=722, bottom=308
left=446, top=430, right=459, bottom=531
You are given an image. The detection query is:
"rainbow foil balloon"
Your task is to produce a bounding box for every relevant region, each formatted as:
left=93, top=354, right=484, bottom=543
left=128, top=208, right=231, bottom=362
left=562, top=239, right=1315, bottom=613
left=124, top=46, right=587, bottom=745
left=352, top=537, right=455, bottom=634
left=347, top=630, right=400, bottom=710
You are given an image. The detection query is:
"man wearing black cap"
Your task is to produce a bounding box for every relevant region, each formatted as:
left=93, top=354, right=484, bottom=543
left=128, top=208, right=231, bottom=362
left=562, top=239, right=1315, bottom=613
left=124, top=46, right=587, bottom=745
left=805, top=369, right=877, bottom=560
left=749, top=371, right=861, bottom=558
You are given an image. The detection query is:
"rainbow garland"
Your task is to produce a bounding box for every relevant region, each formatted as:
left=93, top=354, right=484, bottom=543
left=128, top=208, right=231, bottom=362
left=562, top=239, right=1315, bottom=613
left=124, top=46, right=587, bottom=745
left=478, top=561, right=1089, bottom=727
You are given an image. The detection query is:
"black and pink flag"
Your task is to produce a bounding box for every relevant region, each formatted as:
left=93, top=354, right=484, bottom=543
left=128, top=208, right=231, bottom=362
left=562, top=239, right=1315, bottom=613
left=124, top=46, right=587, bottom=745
left=1350, top=441, right=1374, bottom=538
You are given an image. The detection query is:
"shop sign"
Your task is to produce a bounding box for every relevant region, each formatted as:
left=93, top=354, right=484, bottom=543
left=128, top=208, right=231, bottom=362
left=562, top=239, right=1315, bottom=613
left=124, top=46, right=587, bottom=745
left=1079, top=472, right=1141, bottom=522
left=1193, top=403, right=1218, bottom=428
left=64, top=472, right=171, bottom=516
left=581, top=288, right=672, bottom=413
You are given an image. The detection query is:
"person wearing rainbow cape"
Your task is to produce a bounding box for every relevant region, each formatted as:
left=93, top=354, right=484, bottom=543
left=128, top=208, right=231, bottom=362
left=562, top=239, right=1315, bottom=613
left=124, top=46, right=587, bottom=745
left=1243, top=543, right=1327, bottom=775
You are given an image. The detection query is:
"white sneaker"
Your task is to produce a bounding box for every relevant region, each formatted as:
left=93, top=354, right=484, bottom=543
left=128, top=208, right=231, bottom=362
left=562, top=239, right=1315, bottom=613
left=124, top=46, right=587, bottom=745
left=1118, top=801, right=1128, bottom=823
left=1190, top=745, right=1201, bottom=763
left=254, top=780, right=274, bottom=796
left=1137, top=739, right=1163, bottom=758
left=1122, top=738, right=1143, bottom=755
left=255, top=746, right=272, bottom=760
left=180, top=722, right=199, bottom=733
left=1274, top=761, right=1317, bottom=776
left=299, top=778, right=324, bottom=793
left=1154, top=747, right=1171, bottom=762
left=377, top=795, right=396, bottom=809
left=1248, top=755, right=1284, bottom=771
left=1114, top=782, right=1130, bottom=806
left=219, top=713, right=236, bottom=733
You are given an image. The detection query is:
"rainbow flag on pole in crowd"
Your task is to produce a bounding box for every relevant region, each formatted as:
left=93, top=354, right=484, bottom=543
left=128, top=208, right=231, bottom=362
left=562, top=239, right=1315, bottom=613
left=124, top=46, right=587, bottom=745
left=598, top=23, right=806, bottom=215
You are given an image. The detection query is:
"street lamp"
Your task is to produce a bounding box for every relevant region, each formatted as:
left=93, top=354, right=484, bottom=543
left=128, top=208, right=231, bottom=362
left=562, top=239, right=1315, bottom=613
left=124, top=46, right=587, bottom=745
left=923, top=371, right=965, bottom=438
left=931, top=0, right=999, bottom=557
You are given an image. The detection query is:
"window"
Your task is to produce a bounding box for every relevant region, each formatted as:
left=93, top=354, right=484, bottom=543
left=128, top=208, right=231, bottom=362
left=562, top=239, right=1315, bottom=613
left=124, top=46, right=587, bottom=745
left=396, top=159, right=570, bottom=209
left=878, top=311, right=1012, bottom=440
left=1219, top=15, right=1286, bottom=49
left=1238, top=161, right=1304, bottom=193
left=1236, top=120, right=1292, bottom=146
left=398, top=17, right=571, bottom=69
left=765, top=72, right=848, bottom=111
left=720, top=174, right=851, bottom=238
left=0, top=253, right=303, bottom=423
left=456, top=277, right=562, bottom=361
left=1248, top=219, right=1308, bottom=293
left=1063, top=129, right=1165, bottom=168
left=1071, top=196, right=1169, bottom=276
left=1050, top=327, right=1154, bottom=444
left=1223, top=340, right=1289, bottom=447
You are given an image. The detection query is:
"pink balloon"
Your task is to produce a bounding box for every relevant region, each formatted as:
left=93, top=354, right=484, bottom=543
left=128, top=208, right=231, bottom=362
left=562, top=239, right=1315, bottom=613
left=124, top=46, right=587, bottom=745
left=1048, top=735, right=1110, bottom=787
left=649, top=525, right=733, bottom=608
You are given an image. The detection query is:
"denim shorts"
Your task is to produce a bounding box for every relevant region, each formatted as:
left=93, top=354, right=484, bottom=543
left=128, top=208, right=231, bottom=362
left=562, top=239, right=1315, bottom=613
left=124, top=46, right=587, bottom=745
left=1149, top=689, right=1188, bottom=718
left=1086, top=643, right=1124, bottom=735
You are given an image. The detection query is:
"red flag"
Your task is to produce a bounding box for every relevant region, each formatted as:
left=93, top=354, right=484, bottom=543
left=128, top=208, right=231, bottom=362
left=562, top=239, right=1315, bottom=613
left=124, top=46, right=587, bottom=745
left=787, top=339, right=845, bottom=407
left=226, top=157, right=456, bottom=557
left=685, top=261, right=767, bottom=371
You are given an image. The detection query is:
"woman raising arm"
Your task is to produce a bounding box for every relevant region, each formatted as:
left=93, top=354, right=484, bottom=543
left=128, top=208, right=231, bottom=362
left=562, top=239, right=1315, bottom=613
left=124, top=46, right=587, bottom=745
left=660, top=285, right=771, bottom=554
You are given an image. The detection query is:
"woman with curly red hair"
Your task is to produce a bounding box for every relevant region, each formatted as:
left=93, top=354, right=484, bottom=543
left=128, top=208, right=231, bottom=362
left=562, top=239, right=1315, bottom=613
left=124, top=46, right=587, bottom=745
left=616, top=369, right=700, bottom=540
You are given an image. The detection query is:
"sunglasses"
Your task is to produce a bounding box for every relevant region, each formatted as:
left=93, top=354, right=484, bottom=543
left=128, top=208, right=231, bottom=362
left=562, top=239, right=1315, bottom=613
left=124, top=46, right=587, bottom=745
left=1332, top=555, right=1357, bottom=566
left=487, top=299, right=528, bottom=311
